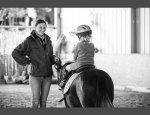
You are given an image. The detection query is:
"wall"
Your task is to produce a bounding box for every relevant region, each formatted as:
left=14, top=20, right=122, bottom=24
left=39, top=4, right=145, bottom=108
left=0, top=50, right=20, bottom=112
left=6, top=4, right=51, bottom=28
left=61, top=8, right=133, bottom=54
left=136, top=8, right=150, bottom=54
left=95, top=53, right=150, bottom=88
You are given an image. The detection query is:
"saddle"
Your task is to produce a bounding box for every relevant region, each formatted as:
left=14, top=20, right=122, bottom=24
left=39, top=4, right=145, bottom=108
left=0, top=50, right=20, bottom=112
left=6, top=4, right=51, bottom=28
left=58, top=64, right=95, bottom=89
left=75, top=64, right=95, bottom=73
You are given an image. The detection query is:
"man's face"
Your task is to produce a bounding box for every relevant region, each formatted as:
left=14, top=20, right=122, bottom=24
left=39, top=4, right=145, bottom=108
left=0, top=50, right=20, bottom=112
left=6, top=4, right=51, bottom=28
left=35, top=23, right=47, bottom=36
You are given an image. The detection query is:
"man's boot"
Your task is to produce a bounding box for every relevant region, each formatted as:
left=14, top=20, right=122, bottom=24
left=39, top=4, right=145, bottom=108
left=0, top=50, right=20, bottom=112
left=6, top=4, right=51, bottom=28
left=32, top=101, right=39, bottom=108
left=40, top=100, right=46, bottom=108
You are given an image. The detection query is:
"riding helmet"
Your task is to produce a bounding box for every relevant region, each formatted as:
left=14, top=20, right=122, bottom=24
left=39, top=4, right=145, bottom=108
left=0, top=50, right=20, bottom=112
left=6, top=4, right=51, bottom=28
left=74, top=25, right=92, bottom=34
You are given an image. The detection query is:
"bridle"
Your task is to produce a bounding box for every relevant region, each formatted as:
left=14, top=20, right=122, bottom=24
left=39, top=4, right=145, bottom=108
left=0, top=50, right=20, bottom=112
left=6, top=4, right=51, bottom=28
left=54, top=59, right=73, bottom=85
left=54, top=58, right=62, bottom=83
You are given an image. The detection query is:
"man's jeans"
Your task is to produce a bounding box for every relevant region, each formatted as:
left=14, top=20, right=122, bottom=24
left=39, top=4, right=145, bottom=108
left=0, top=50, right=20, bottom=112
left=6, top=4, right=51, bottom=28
left=29, top=76, right=52, bottom=108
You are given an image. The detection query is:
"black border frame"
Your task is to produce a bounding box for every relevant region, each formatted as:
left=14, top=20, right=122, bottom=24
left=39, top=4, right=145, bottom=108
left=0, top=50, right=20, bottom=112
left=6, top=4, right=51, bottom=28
left=1, top=0, right=150, bottom=115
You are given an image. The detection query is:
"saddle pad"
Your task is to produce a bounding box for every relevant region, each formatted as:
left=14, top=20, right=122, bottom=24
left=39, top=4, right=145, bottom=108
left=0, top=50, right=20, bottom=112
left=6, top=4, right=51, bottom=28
left=63, top=72, right=81, bottom=94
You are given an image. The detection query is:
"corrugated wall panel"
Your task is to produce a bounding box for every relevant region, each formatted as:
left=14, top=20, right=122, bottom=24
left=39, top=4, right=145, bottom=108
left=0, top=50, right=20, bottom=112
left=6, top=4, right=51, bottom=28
left=122, top=9, right=126, bottom=54
left=117, top=9, right=122, bottom=54
left=101, top=9, right=105, bottom=53
left=112, top=9, right=117, bottom=54
left=95, top=8, right=132, bottom=54
left=126, top=8, right=132, bottom=54
left=140, top=8, right=145, bottom=54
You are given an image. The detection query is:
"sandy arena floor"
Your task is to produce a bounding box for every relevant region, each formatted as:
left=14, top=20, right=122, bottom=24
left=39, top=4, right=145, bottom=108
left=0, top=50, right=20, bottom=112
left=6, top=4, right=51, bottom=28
left=0, top=84, right=150, bottom=108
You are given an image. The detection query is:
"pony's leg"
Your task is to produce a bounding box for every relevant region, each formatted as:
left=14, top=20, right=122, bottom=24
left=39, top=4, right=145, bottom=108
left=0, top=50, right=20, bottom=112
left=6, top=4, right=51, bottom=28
left=75, top=78, right=95, bottom=107
left=76, top=87, right=95, bottom=107
left=65, top=94, right=82, bottom=107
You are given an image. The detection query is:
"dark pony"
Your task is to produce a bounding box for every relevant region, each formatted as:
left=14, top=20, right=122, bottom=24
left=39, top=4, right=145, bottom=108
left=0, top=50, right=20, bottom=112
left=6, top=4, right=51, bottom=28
left=55, top=60, right=114, bottom=108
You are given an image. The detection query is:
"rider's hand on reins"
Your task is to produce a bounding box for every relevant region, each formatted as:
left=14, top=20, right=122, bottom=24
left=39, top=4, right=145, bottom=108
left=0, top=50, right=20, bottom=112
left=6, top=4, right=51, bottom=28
left=66, top=65, right=71, bottom=71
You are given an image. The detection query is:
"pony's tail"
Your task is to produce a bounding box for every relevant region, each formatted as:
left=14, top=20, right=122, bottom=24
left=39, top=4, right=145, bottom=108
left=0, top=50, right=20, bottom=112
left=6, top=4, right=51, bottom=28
left=95, top=71, right=114, bottom=108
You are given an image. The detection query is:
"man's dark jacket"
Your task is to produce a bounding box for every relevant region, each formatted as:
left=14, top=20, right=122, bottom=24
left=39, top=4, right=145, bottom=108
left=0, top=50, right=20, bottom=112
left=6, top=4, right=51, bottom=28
left=12, top=30, right=55, bottom=77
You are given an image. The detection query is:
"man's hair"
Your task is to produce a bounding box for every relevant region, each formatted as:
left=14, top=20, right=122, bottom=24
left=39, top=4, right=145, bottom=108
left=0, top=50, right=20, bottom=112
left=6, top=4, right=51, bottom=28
left=35, top=19, right=46, bottom=26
